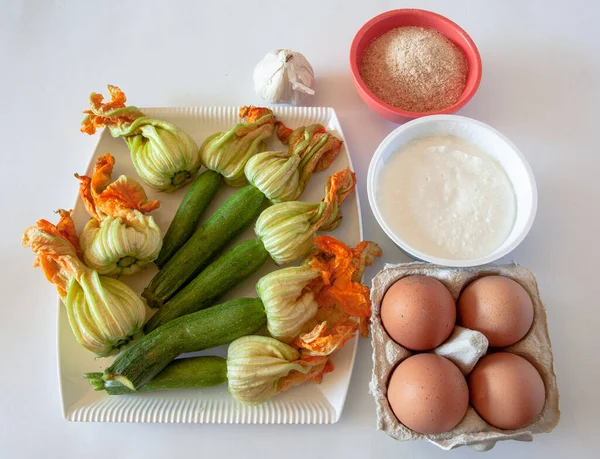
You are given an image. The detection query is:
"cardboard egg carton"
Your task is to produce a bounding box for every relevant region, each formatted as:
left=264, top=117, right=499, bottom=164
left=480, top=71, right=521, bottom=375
left=369, top=262, right=560, bottom=451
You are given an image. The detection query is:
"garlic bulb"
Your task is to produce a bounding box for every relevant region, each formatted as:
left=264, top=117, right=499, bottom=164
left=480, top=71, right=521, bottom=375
left=253, top=49, right=315, bottom=105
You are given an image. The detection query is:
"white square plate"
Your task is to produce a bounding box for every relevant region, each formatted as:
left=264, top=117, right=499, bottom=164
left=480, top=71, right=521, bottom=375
left=59, top=106, right=363, bottom=423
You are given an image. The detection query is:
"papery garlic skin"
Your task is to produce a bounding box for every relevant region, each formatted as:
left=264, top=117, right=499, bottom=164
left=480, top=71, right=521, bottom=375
left=253, top=50, right=315, bottom=105
left=257, top=266, right=320, bottom=342
left=80, top=213, right=162, bottom=276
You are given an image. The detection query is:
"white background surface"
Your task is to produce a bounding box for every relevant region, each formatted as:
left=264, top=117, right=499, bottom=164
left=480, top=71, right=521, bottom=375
left=1, top=0, right=598, bottom=458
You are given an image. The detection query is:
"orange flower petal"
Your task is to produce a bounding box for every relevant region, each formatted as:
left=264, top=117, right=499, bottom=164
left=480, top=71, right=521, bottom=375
left=29, top=210, right=81, bottom=255
left=81, top=114, right=102, bottom=135
left=74, top=173, right=100, bottom=221
left=316, top=285, right=371, bottom=318
left=80, top=85, right=143, bottom=135
left=240, top=106, right=274, bottom=124
left=307, top=235, right=380, bottom=320
left=35, top=255, right=69, bottom=298
left=276, top=355, right=333, bottom=394
left=55, top=209, right=82, bottom=258
left=275, top=120, right=294, bottom=144
left=22, top=210, right=82, bottom=299
left=325, top=169, right=356, bottom=205
left=75, top=153, right=159, bottom=222
left=300, top=236, right=382, bottom=346
left=294, top=319, right=359, bottom=356
left=90, top=153, right=116, bottom=197
left=98, top=176, right=160, bottom=220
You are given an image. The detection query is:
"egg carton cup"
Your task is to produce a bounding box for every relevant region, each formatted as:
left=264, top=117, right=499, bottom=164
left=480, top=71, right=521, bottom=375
left=369, top=262, right=560, bottom=451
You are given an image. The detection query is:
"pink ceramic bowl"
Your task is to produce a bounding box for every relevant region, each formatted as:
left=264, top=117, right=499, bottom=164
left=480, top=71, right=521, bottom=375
left=350, top=9, right=482, bottom=123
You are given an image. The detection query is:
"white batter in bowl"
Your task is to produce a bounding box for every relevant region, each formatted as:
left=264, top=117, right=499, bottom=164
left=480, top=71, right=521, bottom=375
left=367, top=115, right=537, bottom=267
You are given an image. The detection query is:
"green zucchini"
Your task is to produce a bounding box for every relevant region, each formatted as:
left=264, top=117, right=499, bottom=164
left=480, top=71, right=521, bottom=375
left=104, top=298, right=266, bottom=390
left=144, top=238, right=269, bottom=333
left=84, top=356, right=227, bottom=395
left=143, top=186, right=267, bottom=307
left=155, top=170, right=222, bottom=268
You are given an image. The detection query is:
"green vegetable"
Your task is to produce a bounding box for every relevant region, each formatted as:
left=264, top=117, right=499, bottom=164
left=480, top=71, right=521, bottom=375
left=88, top=237, right=374, bottom=399
left=144, top=238, right=270, bottom=332
left=143, top=168, right=355, bottom=333
left=142, top=186, right=267, bottom=308
left=143, top=118, right=344, bottom=306
left=155, top=170, right=222, bottom=268
left=86, top=336, right=329, bottom=406
left=97, top=252, right=347, bottom=391
left=104, top=298, right=267, bottom=390
left=84, top=356, right=227, bottom=395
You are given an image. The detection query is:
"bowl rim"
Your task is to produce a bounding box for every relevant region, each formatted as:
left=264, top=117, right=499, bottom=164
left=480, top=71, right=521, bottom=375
left=349, top=8, right=483, bottom=119
left=367, top=114, right=538, bottom=267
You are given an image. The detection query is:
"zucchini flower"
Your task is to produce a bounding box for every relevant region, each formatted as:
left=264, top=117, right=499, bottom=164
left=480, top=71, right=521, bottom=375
left=257, top=266, right=321, bottom=342
left=81, top=85, right=201, bottom=192
left=226, top=336, right=332, bottom=406
left=257, top=235, right=381, bottom=346
left=244, top=122, right=343, bottom=203
left=75, top=154, right=162, bottom=276
left=276, top=121, right=341, bottom=172
left=255, top=167, right=356, bottom=265
left=199, top=106, right=276, bottom=186
left=22, top=210, right=146, bottom=357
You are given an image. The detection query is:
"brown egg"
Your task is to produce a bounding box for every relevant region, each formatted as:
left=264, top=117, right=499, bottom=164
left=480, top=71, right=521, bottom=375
left=458, top=276, right=534, bottom=347
left=381, top=276, right=456, bottom=351
left=469, top=352, right=545, bottom=430
left=387, top=354, right=469, bottom=434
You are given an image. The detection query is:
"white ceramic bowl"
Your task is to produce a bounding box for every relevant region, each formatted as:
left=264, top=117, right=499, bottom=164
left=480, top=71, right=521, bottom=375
left=367, top=115, right=537, bottom=267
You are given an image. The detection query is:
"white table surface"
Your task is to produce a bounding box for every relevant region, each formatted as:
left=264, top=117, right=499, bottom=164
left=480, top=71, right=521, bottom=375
left=1, top=0, right=598, bottom=457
